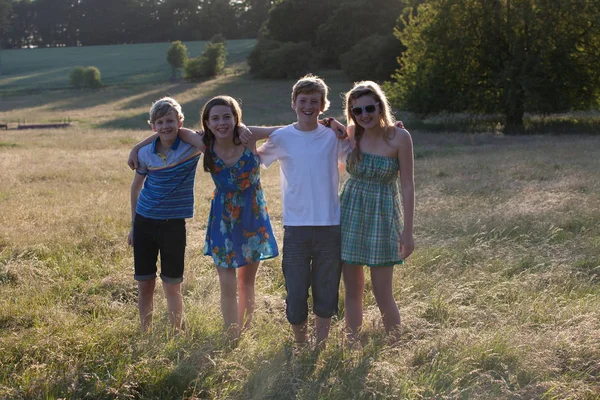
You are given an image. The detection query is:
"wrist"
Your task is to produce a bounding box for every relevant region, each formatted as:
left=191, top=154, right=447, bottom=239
left=323, top=117, right=334, bottom=128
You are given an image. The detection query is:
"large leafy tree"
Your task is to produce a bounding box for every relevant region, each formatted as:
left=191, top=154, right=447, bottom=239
left=263, top=0, right=338, bottom=44
left=315, top=0, right=404, bottom=68
left=392, top=0, right=600, bottom=132
left=237, top=0, right=275, bottom=38
left=33, top=0, right=79, bottom=46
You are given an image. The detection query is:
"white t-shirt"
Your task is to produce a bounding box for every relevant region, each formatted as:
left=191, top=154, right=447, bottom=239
left=258, top=124, right=351, bottom=226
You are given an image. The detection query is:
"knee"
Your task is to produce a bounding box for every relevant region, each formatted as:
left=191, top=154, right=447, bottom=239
left=162, top=282, right=181, bottom=297
left=138, top=280, right=155, bottom=296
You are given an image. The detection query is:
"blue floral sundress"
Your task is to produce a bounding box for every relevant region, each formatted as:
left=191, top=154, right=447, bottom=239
left=203, top=146, right=279, bottom=268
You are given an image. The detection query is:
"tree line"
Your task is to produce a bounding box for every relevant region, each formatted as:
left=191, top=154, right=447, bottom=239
left=2, top=0, right=599, bottom=132
left=0, top=0, right=274, bottom=47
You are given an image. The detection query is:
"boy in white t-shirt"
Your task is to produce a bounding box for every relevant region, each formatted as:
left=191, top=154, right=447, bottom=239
left=258, top=75, right=351, bottom=347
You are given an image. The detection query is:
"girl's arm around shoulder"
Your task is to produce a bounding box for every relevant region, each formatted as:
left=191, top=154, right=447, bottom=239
left=178, top=127, right=206, bottom=153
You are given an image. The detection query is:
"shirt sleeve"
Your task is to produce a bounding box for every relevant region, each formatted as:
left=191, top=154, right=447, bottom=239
left=257, top=135, right=279, bottom=168
left=136, top=149, right=149, bottom=175
left=337, top=138, right=352, bottom=164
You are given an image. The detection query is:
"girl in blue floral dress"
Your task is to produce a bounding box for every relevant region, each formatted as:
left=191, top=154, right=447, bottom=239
left=199, top=96, right=279, bottom=337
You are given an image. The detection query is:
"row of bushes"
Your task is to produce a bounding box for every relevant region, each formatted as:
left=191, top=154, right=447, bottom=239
left=67, top=36, right=226, bottom=90
left=248, top=34, right=402, bottom=81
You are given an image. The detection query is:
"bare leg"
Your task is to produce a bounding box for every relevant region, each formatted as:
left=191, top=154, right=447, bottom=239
left=370, top=266, right=401, bottom=342
left=315, top=316, right=332, bottom=349
left=138, top=279, right=156, bottom=332
left=162, top=281, right=183, bottom=330
left=237, top=261, right=259, bottom=331
left=342, top=263, right=365, bottom=342
left=216, top=266, right=239, bottom=338
left=292, top=321, right=308, bottom=344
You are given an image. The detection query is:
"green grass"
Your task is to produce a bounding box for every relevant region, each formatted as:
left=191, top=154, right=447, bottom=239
left=0, top=39, right=256, bottom=92
left=1, top=58, right=600, bottom=398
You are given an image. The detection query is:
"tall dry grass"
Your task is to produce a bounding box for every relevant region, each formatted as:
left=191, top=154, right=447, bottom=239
left=1, top=79, right=599, bottom=399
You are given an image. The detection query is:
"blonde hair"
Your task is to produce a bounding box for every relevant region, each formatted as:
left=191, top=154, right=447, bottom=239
left=291, top=74, right=330, bottom=113
left=148, top=97, right=184, bottom=125
left=343, top=81, right=395, bottom=166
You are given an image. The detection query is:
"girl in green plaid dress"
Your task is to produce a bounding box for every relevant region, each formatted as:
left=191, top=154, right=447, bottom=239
left=340, top=81, right=415, bottom=343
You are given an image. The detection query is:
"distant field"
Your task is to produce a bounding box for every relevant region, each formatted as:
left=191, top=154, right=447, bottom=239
left=0, top=39, right=256, bottom=92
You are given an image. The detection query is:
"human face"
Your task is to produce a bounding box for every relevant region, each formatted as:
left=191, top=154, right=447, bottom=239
left=152, top=109, right=182, bottom=143
left=292, top=92, right=323, bottom=124
left=206, top=105, right=236, bottom=142
left=351, top=95, right=380, bottom=129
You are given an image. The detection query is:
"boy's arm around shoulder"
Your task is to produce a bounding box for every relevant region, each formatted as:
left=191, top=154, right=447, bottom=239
left=256, top=128, right=282, bottom=169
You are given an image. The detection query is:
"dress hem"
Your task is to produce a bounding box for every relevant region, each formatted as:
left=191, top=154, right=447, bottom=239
left=342, top=259, right=404, bottom=267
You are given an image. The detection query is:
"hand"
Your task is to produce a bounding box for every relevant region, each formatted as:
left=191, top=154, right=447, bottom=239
left=400, top=230, right=414, bottom=260
left=127, top=149, right=139, bottom=170
left=330, top=118, right=348, bottom=139
left=395, top=120, right=405, bottom=129
left=127, top=228, right=134, bottom=247
left=239, top=124, right=252, bottom=145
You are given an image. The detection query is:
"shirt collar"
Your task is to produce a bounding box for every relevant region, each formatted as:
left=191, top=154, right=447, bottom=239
left=151, top=136, right=181, bottom=154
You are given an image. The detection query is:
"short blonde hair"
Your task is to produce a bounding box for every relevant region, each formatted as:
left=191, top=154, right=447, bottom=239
left=291, top=74, right=330, bottom=113
left=148, top=97, right=184, bottom=125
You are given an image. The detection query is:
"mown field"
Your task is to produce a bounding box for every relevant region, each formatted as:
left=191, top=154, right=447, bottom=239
left=0, top=39, right=256, bottom=92
left=1, top=50, right=600, bottom=398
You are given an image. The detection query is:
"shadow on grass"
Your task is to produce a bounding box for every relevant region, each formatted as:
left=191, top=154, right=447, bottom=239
left=239, top=341, right=386, bottom=399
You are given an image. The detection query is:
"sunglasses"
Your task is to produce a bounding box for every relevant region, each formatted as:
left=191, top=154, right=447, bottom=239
left=351, top=102, right=379, bottom=116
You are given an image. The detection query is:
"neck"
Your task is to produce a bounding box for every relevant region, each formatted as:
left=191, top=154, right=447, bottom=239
left=363, top=124, right=387, bottom=137
left=157, top=138, right=175, bottom=152
left=214, top=137, right=238, bottom=150
left=294, top=120, right=319, bottom=131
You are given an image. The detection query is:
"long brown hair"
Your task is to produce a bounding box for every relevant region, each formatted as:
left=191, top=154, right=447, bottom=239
left=343, top=81, right=395, bottom=166
left=200, top=95, right=243, bottom=173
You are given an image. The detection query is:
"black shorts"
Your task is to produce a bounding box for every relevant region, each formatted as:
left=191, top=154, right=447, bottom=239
left=133, top=214, right=186, bottom=284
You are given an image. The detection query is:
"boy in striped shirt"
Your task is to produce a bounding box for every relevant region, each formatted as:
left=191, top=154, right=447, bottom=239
left=127, top=97, right=201, bottom=332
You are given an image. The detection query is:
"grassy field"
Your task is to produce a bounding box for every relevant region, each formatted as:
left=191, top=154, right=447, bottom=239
left=0, top=39, right=256, bottom=92
left=1, top=66, right=600, bottom=398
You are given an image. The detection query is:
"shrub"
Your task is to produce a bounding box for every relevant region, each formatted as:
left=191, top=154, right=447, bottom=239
left=69, top=66, right=102, bottom=89
left=209, top=34, right=226, bottom=44
left=248, top=40, right=315, bottom=79
left=340, top=34, right=404, bottom=83
left=248, top=39, right=283, bottom=75
left=69, top=66, right=86, bottom=88
left=184, top=40, right=227, bottom=81
left=167, top=41, right=188, bottom=80
left=83, top=66, right=102, bottom=89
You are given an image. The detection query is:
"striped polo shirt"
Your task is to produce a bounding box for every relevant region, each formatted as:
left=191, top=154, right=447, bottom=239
left=136, top=136, right=201, bottom=220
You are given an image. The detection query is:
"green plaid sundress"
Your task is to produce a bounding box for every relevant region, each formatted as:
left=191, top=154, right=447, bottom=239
left=339, top=152, right=404, bottom=267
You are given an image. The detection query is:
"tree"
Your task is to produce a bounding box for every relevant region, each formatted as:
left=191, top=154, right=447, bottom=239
left=167, top=40, right=188, bottom=81
left=390, top=0, right=600, bottom=132
left=315, top=0, right=404, bottom=67
left=340, top=34, right=404, bottom=82
left=263, top=0, right=337, bottom=44
left=0, top=0, right=12, bottom=74
left=237, top=0, right=275, bottom=38
left=5, top=0, right=39, bottom=49
left=33, top=0, right=79, bottom=46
